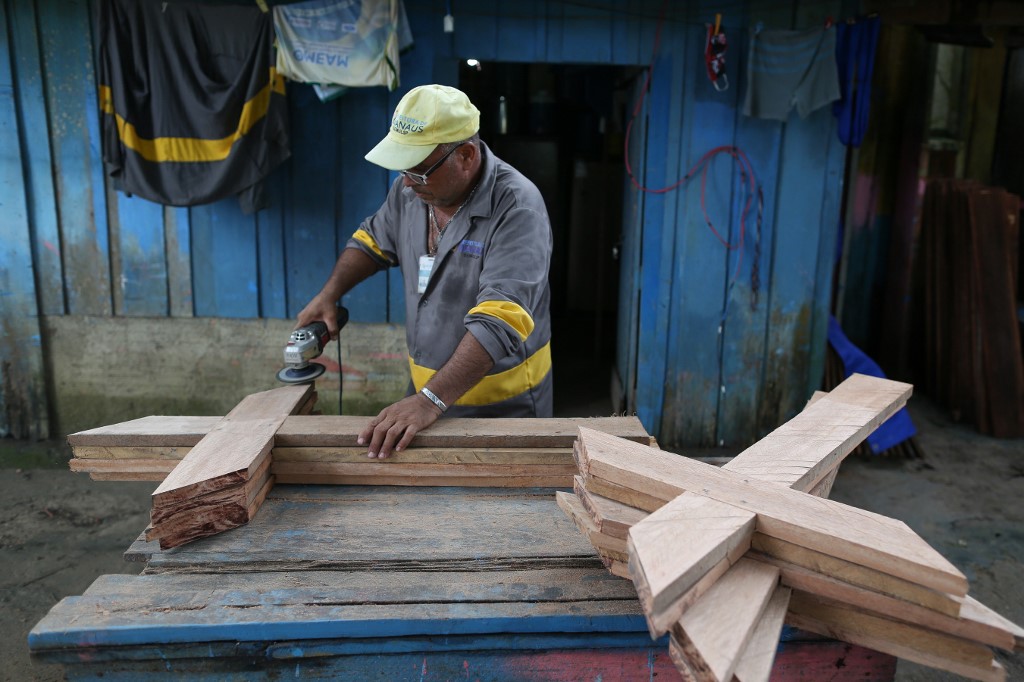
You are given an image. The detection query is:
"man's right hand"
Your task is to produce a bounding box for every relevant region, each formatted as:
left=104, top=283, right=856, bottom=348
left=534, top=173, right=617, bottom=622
left=296, top=294, right=342, bottom=339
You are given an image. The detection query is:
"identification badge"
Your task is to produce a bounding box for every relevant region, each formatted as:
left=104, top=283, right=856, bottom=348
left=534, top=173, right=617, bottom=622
left=417, top=255, right=435, bottom=294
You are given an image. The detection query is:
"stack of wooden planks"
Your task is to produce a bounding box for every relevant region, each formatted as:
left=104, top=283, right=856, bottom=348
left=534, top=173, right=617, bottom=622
left=68, top=415, right=654, bottom=488
left=917, top=179, right=1024, bottom=437
left=145, top=384, right=317, bottom=550
left=561, top=374, right=1024, bottom=681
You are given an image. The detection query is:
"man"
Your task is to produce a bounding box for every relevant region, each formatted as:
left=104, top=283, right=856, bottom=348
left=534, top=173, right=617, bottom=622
left=297, top=84, right=553, bottom=459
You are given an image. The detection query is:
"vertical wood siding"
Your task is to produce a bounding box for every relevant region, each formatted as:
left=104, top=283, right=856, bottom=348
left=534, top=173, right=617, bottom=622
left=1, top=0, right=850, bottom=447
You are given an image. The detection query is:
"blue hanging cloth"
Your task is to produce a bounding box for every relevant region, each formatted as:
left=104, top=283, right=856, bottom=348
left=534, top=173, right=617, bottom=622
left=827, top=315, right=917, bottom=454
left=833, top=16, right=881, bottom=147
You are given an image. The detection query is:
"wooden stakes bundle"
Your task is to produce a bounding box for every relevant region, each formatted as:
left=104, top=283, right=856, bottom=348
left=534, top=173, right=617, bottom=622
left=144, top=384, right=315, bottom=549
left=68, top=415, right=654, bottom=488
left=917, top=180, right=1024, bottom=437
left=561, top=374, right=1024, bottom=681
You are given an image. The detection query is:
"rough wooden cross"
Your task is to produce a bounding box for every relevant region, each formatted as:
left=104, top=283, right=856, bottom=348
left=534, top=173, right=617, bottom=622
left=568, top=374, right=1022, bottom=682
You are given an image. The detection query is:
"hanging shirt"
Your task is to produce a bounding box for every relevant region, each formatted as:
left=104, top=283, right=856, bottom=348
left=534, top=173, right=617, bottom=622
left=97, top=0, right=289, bottom=214
left=273, top=0, right=414, bottom=91
left=742, top=25, right=841, bottom=121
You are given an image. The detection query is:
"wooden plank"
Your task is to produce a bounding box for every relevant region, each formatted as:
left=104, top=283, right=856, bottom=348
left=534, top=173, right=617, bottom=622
left=573, top=476, right=647, bottom=540
left=672, top=558, right=780, bottom=682
left=750, top=534, right=961, bottom=617
left=72, top=445, right=193, bottom=460
left=627, top=494, right=756, bottom=629
left=751, top=552, right=1016, bottom=651
left=8, top=0, right=63, bottom=316
left=272, top=461, right=577, bottom=479
left=29, top=596, right=649, bottom=650
left=151, top=455, right=273, bottom=526
left=733, top=586, right=792, bottom=682
left=578, top=427, right=968, bottom=597
left=190, top=199, right=258, bottom=318
left=970, top=188, right=1024, bottom=437
left=151, top=417, right=281, bottom=505
left=275, top=474, right=573, bottom=488
left=126, top=486, right=600, bottom=570
left=152, top=385, right=311, bottom=504
left=723, top=374, right=912, bottom=491
left=37, top=0, right=111, bottom=316
left=276, top=446, right=573, bottom=464
left=68, top=416, right=222, bottom=447
left=70, top=415, right=653, bottom=449
left=555, top=492, right=628, bottom=557
left=277, top=415, right=655, bottom=447
left=787, top=591, right=1005, bottom=682
left=71, top=458, right=177, bottom=474
left=0, top=0, right=48, bottom=440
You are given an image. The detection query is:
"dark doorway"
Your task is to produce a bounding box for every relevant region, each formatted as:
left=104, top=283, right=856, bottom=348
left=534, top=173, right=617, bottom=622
left=459, top=61, right=634, bottom=416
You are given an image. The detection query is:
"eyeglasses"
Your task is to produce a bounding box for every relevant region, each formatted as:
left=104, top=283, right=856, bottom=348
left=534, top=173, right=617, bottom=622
left=399, top=142, right=465, bottom=185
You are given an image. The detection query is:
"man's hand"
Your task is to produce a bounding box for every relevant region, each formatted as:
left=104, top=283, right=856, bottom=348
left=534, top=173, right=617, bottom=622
left=358, top=393, right=442, bottom=458
left=296, top=294, right=342, bottom=339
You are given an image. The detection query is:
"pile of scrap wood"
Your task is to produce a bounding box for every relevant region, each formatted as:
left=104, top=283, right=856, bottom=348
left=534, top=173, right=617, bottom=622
left=68, top=387, right=654, bottom=549
left=561, top=374, right=1023, bottom=681
left=916, top=179, right=1024, bottom=437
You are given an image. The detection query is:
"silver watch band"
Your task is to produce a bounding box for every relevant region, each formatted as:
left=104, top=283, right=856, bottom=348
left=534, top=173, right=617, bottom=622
left=420, top=387, right=448, bottom=413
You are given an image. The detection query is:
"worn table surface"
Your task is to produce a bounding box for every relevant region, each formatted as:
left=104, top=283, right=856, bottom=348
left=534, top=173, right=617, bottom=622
left=29, top=485, right=895, bottom=680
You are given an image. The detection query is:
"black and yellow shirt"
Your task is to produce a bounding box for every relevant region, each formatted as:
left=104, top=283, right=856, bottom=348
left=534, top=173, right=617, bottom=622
left=348, top=143, right=553, bottom=417
left=97, top=0, right=289, bottom=213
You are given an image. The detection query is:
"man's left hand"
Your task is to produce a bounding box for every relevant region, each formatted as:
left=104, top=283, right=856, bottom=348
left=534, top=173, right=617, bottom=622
left=358, top=394, right=442, bottom=458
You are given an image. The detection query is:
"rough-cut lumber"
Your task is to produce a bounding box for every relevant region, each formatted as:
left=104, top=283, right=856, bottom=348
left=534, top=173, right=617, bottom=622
left=271, top=461, right=577, bottom=479
left=273, top=474, right=573, bottom=488
left=555, top=492, right=628, bottom=557
left=276, top=415, right=656, bottom=448
left=151, top=455, right=273, bottom=527
left=572, top=476, right=646, bottom=540
left=732, top=586, right=792, bottom=682
left=151, top=417, right=283, bottom=505
left=627, top=374, right=916, bottom=635
left=749, top=534, right=962, bottom=617
left=787, top=591, right=1005, bottom=682
left=148, top=385, right=310, bottom=549
left=722, top=374, right=912, bottom=491
left=578, top=427, right=968, bottom=597
left=152, top=385, right=311, bottom=506
left=68, top=416, right=221, bottom=447
left=751, top=552, right=1017, bottom=651
left=671, top=558, right=780, bottom=682
left=627, top=494, right=756, bottom=627
left=274, top=446, right=574, bottom=464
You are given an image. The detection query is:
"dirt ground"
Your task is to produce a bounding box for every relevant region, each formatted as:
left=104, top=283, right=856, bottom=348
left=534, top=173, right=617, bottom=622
left=1, top=396, right=1022, bottom=681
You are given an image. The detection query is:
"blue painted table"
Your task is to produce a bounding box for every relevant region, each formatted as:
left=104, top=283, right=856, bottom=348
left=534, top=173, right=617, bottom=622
left=29, top=485, right=896, bottom=680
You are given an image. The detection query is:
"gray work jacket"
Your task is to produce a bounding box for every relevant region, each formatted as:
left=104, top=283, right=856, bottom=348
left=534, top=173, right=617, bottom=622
left=348, top=142, right=553, bottom=417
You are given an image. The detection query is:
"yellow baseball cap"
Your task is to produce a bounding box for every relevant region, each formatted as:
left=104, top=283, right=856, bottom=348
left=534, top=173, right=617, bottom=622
left=364, top=84, right=480, bottom=171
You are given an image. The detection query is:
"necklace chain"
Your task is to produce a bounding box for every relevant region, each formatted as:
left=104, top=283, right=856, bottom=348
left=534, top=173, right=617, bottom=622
left=428, top=181, right=480, bottom=256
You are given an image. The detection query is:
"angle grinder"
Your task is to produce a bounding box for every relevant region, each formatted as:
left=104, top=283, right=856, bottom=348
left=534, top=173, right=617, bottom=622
left=276, top=306, right=349, bottom=384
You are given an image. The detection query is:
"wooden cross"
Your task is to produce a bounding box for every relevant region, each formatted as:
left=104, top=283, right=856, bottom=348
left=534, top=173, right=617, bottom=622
left=566, top=374, right=1022, bottom=682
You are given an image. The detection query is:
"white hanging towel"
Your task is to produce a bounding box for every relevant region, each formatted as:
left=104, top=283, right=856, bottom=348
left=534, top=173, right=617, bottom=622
left=273, top=0, right=413, bottom=91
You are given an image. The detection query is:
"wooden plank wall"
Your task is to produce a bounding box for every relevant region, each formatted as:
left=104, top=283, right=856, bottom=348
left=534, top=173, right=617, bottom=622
left=1, top=0, right=851, bottom=448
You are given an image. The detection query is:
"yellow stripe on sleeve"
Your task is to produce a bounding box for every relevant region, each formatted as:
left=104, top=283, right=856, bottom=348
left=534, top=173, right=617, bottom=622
left=467, top=300, right=535, bottom=341
left=351, top=229, right=391, bottom=263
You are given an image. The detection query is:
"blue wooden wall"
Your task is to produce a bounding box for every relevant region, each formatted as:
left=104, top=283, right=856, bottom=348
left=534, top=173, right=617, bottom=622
left=1, top=0, right=852, bottom=447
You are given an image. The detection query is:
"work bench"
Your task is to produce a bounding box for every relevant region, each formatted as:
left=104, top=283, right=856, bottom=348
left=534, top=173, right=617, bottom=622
left=29, top=484, right=896, bottom=680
